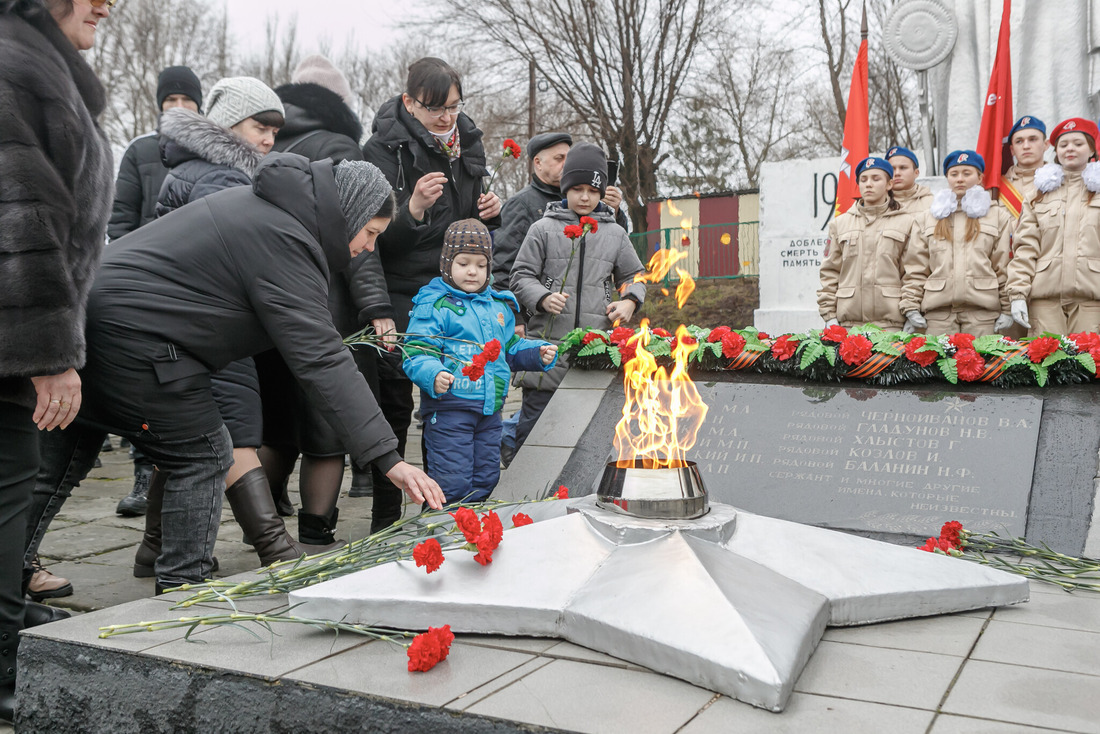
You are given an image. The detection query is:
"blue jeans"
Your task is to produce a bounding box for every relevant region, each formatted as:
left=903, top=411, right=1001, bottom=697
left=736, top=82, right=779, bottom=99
left=27, top=422, right=232, bottom=587
left=423, top=410, right=503, bottom=505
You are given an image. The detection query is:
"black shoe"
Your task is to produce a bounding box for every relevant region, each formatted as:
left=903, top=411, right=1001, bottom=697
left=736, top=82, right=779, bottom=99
left=94, top=456, right=102, bottom=469
left=0, top=681, right=12, bottom=724
left=349, top=467, right=373, bottom=497
left=116, top=469, right=151, bottom=517
left=23, top=601, right=71, bottom=628
left=101, top=436, right=114, bottom=452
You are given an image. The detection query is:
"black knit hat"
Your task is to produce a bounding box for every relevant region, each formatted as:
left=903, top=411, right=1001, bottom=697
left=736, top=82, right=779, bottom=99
left=441, top=219, right=493, bottom=291
left=559, top=142, right=608, bottom=196
left=157, top=66, right=203, bottom=110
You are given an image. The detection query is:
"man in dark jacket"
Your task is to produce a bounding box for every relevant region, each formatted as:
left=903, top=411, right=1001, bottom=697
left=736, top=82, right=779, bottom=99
left=26, top=155, right=444, bottom=593
left=107, top=66, right=202, bottom=240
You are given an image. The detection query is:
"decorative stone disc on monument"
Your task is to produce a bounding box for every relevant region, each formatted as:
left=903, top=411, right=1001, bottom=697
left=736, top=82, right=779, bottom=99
left=691, top=382, right=1040, bottom=537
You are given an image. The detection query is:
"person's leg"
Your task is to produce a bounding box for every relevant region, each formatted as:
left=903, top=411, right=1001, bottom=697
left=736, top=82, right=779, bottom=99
left=512, top=388, right=554, bottom=452
left=1066, top=301, right=1100, bottom=334
left=499, top=410, right=521, bottom=468
left=297, top=454, right=346, bottom=545
left=957, top=309, right=999, bottom=338
left=257, top=444, right=298, bottom=516
left=921, top=310, right=961, bottom=337
left=469, top=412, right=503, bottom=503
left=422, top=410, right=478, bottom=505
left=370, top=366, right=414, bottom=533
left=116, top=443, right=154, bottom=517
left=1027, top=300, right=1068, bottom=337
left=0, top=402, right=37, bottom=722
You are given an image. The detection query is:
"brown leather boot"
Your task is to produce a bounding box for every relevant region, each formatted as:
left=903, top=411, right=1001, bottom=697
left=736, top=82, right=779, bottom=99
left=226, top=467, right=342, bottom=567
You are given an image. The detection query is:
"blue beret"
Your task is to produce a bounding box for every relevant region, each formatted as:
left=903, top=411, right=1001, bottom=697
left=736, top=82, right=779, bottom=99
left=1009, top=115, right=1046, bottom=141
left=943, top=149, right=985, bottom=173
left=855, top=156, right=894, bottom=179
left=885, top=146, right=919, bottom=168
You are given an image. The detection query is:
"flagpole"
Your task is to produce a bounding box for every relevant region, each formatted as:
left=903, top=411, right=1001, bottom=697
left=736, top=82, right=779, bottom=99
left=919, top=70, right=935, bottom=174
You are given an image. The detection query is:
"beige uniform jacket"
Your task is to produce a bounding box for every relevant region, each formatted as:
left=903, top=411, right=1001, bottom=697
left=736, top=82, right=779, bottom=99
left=1007, top=171, right=1100, bottom=303
left=818, top=201, right=919, bottom=326
left=1003, top=165, right=1039, bottom=209
left=894, top=184, right=932, bottom=217
left=900, top=206, right=1012, bottom=316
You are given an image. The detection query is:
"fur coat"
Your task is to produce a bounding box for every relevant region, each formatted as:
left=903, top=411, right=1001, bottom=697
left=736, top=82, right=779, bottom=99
left=0, top=2, right=114, bottom=407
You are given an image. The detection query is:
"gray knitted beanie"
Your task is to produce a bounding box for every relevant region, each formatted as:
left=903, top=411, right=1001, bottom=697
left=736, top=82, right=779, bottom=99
left=205, top=77, right=285, bottom=128
left=440, top=219, right=493, bottom=291
left=334, top=161, right=393, bottom=238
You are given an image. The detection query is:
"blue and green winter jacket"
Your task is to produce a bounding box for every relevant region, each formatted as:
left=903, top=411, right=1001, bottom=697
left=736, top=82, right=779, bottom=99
left=402, top=277, right=556, bottom=415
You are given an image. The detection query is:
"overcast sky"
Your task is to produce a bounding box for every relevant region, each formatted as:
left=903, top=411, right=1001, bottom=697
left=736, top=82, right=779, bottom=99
left=220, top=0, right=416, bottom=54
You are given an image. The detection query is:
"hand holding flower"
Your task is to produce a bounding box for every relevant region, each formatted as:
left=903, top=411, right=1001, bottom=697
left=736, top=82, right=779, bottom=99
left=434, top=371, right=455, bottom=395
left=606, top=299, right=635, bottom=323
left=542, top=292, right=569, bottom=315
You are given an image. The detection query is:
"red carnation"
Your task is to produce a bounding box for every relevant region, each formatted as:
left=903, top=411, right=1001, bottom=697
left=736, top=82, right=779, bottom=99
left=672, top=334, right=697, bottom=351
left=609, top=326, right=635, bottom=345
left=821, top=324, right=848, bottom=344
left=412, top=538, right=445, bottom=574
left=838, top=335, right=873, bottom=365
left=651, top=327, right=672, bottom=338
left=563, top=224, right=584, bottom=239
left=904, top=337, right=937, bottom=367
left=757, top=332, right=771, bottom=340
left=480, top=511, right=504, bottom=549
left=406, top=625, right=455, bottom=672
left=503, top=138, right=522, bottom=159
left=706, top=326, right=731, bottom=343
left=954, top=348, right=985, bottom=382
left=461, top=362, right=485, bottom=381
left=949, top=333, right=976, bottom=351
left=555, top=485, right=569, bottom=499
left=1071, top=332, right=1100, bottom=352
left=581, top=332, right=608, bottom=346
left=618, top=340, right=637, bottom=363
left=512, top=512, right=534, bottom=527
left=720, top=331, right=746, bottom=359
left=1026, top=336, right=1060, bottom=363
left=579, top=216, right=599, bottom=234
left=482, top=338, right=502, bottom=362
left=939, top=520, right=964, bottom=549
left=451, top=507, right=482, bottom=543
left=771, top=335, right=798, bottom=361
left=917, top=537, right=940, bottom=553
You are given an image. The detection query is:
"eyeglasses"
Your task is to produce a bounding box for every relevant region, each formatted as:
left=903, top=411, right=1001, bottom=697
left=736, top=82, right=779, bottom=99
left=414, top=98, right=465, bottom=119
left=90, top=0, right=118, bottom=7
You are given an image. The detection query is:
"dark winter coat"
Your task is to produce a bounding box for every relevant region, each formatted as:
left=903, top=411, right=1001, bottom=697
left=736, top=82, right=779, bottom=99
left=79, top=154, right=400, bottom=472
left=510, top=202, right=646, bottom=390
left=361, top=95, right=500, bottom=330
left=108, top=132, right=167, bottom=240
left=155, top=108, right=263, bottom=218
left=0, top=2, right=114, bottom=408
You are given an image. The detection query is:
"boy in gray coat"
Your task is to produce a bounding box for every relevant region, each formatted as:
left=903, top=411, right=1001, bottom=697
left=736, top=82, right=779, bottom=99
left=507, top=143, right=646, bottom=461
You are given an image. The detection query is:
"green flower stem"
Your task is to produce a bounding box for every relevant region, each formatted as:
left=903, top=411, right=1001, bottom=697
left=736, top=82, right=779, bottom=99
left=955, top=530, right=1100, bottom=593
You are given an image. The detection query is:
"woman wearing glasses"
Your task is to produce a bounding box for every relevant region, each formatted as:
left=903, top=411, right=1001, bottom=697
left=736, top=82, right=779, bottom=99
left=0, top=0, right=115, bottom=721
left=361, top=57, right=502, bottom=532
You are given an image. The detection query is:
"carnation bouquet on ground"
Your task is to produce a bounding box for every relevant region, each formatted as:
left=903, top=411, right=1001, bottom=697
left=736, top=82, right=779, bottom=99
left=560, top=324, right=1100, bottom=388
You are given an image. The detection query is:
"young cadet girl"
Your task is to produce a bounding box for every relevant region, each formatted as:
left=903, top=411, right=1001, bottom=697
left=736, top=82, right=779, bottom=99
left=1007, top=118, right=1100, bottom=335
left=901, top=150, right=1014, bottom=337
left=818, top=156, right=920, bottom=330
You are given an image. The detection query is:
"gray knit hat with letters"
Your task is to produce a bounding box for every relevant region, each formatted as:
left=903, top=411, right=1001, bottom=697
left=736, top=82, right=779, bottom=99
left=334, top=161, right=393, bottom=238
left=204, top=77, right=285, bottom=128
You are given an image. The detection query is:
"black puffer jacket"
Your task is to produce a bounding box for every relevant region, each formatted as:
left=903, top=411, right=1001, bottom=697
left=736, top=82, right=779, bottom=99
left=108, top=133, right=166, bottom=240
left=156, top=108, right=263, bottom=218
left=80, top=154, right=400, bottom=471
left=0, top=1, right=114, bottom=408
left=362, top=96, right=500, bottom=329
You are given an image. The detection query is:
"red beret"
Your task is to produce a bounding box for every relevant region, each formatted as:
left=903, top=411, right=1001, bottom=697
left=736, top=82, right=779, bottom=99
left=1050, top=118, right=1099, bottom=148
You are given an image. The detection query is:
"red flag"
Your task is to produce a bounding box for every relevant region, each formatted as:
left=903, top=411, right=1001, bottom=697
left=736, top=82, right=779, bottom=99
left=976, top=0, right=1013, bottom=194
left=836, top=26, right=869, bottom=215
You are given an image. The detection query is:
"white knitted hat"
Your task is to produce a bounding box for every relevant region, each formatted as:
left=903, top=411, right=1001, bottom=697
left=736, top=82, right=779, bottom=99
left=204, top=77, right=285, bottom=129
left=292, top=55, right=354, bottom=106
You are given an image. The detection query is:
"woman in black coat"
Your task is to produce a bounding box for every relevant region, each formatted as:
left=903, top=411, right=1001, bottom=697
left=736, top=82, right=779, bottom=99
left=361, top=57, right=502, bottom=532
left=0, top=0, right=114, bottom=721
left=25, top=154, right=444, bottom=598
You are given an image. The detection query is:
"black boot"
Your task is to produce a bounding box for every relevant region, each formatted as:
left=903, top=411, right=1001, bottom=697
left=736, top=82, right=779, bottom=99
left=349, top=466, right=373, bottom=497
left=226, top=468, right=342, bottom=567
left=116, top=463, right=152, bottom=517
left=23, top=601, right=71, bottom=628
left=298, top=507, right=341, bottom=545
left=0, top=625, right=16, bottom=724
left=134, top=471, right=217, bottom=577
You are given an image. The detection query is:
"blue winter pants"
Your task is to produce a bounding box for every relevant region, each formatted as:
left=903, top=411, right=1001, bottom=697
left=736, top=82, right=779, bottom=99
left=423, top=409, right=502, bottom=505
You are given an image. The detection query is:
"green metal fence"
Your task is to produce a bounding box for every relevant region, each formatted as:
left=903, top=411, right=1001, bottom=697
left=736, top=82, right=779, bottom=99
left=629, top=221, right=759, bottom=279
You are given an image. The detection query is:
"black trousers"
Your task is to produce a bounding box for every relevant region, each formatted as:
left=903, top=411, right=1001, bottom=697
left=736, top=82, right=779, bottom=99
left=370, top=352, right=413, bottom=532
left=0, top=401, right=35, bottom=634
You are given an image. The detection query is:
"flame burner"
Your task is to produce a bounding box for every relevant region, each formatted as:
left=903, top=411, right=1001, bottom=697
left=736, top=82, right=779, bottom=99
left=596, top=459, right=708, bottom=519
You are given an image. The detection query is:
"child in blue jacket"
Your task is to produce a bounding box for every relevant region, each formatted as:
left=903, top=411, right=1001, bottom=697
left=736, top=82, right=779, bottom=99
left=403, top=219, right=558, bottom=504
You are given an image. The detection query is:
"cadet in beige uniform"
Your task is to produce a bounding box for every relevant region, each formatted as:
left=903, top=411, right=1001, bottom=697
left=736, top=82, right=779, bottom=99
left=901, top=150, right=1013, bottom=337
left=886, top=146, right=932, bottom=216
left=819, top=157, right=920, bottom=330
left=1003, top=115, right=1048, bottom=208
left=1008, top=118, right=1100, bottom=335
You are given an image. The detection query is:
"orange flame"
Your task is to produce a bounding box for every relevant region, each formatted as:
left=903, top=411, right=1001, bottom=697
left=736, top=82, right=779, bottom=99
left=613, top=322, right=709, bottom=469
left=635, top=248, right=696, bottom=310
left=674, top=268, right=695, bottom=308
left=666, top=198, right=683, bottom=217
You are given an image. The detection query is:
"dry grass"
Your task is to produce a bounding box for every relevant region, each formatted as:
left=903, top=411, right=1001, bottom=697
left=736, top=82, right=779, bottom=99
left=634, top=277, right=759, bottom=330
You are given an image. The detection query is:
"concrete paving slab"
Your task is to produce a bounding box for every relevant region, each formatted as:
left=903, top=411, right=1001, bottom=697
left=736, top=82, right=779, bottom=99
left=679, top=693, right=935, bottom=734
left=459, top=635, right=563, bottom=655
left=973, top=620, right=1100, bottom=677
left=52, top=491, right=132, bottom=524
left=990, top=586, right=1100, bottom=632
left=541, top=640, right=647, bottom=671
left=821, top=613, right=987, bottom=656
left=445, top=657, right=555, bottom=711
left=930, top=713, right=1089, bottom=733
left=24, top=598, right=214, bottom=653
left=286, top=639, right=535, bottom=707
left=37, top=523, right=142, bottom=561
left=943, top=659, right=1100, bottom=733
left=465, top=658, right=716, bottom=733
left=793, top=640, right=961, bottom=709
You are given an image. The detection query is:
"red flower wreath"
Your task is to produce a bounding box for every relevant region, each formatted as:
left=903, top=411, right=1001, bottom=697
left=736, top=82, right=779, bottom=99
left=904, top=337, right=937, bottom=367
left=771, top=335, right=798, bottom=361
left=1026, top=336, right=1060, bottom=363
left=821, top=324, right=848, bottom=344
left=838, top=335, right=872, bottom=366
left=954, top=348, right=985, bottom=382
left=720, top=331, right=746, bottom=359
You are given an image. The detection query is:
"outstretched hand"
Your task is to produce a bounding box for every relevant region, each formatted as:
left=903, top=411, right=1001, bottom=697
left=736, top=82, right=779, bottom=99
left=385, top=461, right=446, bottom=510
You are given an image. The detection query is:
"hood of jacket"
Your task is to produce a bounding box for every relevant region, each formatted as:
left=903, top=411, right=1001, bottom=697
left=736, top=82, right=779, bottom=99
left=250, top=152, right=351, bottom=278
left=275, top=82, right=363, bottom=143
left=412, top=276, right=521, bottom=312
left=158, top=108, right=264, bottom=177
left=542, top=200, right=618, bottom=223
left=369, top=95, right=488, bottom=179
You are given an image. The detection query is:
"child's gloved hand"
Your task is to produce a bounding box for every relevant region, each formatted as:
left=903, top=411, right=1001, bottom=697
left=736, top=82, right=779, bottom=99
left=606, top=299, right=636, bottom=323
left=434, top=371, right=455, bottom=395
left=542, top=292, right=569, bottom=315
left=540, top=344, right=558, bottom=365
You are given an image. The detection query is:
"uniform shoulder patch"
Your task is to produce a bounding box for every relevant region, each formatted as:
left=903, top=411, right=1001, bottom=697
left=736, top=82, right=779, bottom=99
left=433, top=294, right=467, bottom=316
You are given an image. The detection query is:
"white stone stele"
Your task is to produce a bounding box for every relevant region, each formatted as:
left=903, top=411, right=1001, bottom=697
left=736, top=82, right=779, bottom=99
left=289, top=497, right=1027, bottom=713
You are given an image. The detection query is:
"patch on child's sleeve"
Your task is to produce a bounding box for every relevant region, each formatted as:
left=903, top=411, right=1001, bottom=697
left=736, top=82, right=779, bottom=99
left=411, top=302, right=435, bottom=320
left=433, top=294, right=466, bottom=316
